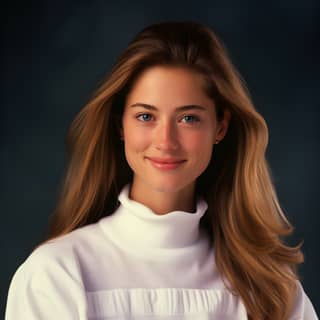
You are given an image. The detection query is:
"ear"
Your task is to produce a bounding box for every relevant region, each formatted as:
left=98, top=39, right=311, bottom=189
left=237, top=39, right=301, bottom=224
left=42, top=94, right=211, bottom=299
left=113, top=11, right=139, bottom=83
left=216, top=109, right=231, bottom=142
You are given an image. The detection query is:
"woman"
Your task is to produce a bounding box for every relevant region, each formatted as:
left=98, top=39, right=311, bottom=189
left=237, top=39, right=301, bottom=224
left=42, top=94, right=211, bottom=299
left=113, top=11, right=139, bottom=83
left=5, top=21, right=318, bottom=319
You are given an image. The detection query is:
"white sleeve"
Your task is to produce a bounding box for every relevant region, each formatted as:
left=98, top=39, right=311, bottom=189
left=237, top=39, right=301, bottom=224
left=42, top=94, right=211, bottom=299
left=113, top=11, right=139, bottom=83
left=5, top=248, right=88, bottom=320
left=289, top=280, right=318, bottom=320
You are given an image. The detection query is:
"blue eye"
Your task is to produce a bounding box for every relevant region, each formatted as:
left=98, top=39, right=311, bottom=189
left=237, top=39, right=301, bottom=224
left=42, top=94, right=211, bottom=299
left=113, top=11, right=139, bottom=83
left=182, top=115, right=200, bottom=123
left=136, top=113, right=153, bottom=122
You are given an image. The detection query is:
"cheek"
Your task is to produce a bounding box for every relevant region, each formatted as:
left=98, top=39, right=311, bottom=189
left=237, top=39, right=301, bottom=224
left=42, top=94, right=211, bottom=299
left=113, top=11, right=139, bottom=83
left=182, top=131, right=213, bottom=153
left=124, top=126, right=151, bottom=152
left=182, top=131, right=214, bottom=170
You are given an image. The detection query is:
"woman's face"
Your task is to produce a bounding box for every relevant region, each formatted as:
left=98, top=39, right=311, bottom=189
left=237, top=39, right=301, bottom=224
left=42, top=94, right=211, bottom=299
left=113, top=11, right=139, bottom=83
left=121, top=65, right=229, bottom=194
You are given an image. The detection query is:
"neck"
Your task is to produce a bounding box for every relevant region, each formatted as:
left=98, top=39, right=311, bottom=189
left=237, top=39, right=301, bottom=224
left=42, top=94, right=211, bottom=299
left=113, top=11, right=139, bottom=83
left=129, top=180, right=196, bottom=215
left=99, top=183, right=209, bottom=250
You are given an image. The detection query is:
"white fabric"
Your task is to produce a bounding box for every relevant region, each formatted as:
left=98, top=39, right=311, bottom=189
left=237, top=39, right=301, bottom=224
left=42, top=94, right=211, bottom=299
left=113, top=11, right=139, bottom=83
left=5, top=183, right=318, bottom=319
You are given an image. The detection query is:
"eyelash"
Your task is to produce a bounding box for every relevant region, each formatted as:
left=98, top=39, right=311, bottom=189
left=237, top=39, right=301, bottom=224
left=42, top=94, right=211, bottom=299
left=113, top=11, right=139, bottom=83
left=135, top=113, right=200, bottom=124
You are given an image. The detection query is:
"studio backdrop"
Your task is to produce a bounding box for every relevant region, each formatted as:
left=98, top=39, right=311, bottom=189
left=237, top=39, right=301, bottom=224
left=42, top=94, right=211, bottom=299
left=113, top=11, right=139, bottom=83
left=2, top=0, right=319, bottom=317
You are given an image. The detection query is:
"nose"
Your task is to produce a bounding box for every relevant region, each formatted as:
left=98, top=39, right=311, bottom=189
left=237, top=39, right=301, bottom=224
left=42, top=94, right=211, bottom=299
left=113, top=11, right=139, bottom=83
left=154, top=120, right=179, bottom=151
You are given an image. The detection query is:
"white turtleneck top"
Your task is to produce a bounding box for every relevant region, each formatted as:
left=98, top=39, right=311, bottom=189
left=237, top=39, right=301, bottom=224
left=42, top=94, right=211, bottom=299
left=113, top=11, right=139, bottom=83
left=5, top=184, right=318, bottom=319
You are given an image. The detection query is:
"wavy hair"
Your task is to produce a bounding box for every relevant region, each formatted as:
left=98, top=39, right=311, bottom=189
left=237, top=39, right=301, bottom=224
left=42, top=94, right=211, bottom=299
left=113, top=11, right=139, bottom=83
left=43, top=21, right=304, bottom=319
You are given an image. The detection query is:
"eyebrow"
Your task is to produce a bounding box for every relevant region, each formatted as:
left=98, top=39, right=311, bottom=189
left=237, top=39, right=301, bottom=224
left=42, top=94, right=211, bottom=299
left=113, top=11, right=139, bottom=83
left=129, top=103, right=207, bottom=112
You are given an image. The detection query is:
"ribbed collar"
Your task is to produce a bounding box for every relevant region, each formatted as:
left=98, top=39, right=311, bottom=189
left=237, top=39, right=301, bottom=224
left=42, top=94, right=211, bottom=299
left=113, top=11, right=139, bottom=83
left=99, top=183, right=208, bottom=249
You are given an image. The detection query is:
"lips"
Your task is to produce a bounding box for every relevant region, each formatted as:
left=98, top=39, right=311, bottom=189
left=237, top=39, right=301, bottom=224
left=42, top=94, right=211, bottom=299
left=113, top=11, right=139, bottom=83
left=146, top=157, right=186, bottom=164
left=146, top=157, right=186, bottom=170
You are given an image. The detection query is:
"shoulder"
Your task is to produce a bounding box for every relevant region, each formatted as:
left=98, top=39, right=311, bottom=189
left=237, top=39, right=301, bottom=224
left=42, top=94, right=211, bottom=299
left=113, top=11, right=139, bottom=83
left=10, top=221, right=106, bottom=290
left=5, top=223, right=104, bottom=319
left=290, top=280, right=318, bottom=319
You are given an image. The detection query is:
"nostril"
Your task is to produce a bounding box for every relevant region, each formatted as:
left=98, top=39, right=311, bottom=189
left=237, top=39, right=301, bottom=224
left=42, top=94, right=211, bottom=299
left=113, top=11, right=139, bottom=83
left=155, top=141, right=179, bottom=151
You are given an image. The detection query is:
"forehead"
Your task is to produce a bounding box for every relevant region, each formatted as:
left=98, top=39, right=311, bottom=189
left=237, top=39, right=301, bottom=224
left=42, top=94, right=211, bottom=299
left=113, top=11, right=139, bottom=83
left=125, top=65, right=215, bottom=109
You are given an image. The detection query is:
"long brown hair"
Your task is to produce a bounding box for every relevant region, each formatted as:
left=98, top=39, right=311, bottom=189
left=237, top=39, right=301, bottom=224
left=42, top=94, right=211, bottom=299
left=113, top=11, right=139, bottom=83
left=44, top=21, right=303, bottom=319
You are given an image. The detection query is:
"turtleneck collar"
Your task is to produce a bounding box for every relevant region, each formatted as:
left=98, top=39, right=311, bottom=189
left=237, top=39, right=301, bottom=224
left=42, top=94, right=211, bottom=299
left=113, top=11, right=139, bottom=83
left=99, top=183, right=208, bottom=250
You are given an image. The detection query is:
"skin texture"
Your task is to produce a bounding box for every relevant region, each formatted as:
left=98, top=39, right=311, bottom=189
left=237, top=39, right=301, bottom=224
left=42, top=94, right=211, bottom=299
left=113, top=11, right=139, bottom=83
left=121, top=66, right=230, bottom=215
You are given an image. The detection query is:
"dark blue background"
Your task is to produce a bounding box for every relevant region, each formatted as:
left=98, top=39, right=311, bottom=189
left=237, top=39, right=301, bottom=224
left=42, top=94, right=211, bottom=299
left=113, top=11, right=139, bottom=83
left=2, top=0, right=319, bottom=317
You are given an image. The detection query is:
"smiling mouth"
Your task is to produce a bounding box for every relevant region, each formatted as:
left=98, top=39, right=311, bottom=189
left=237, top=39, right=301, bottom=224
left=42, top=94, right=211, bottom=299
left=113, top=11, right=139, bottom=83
left=146, top=157, right=186, bottom=170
